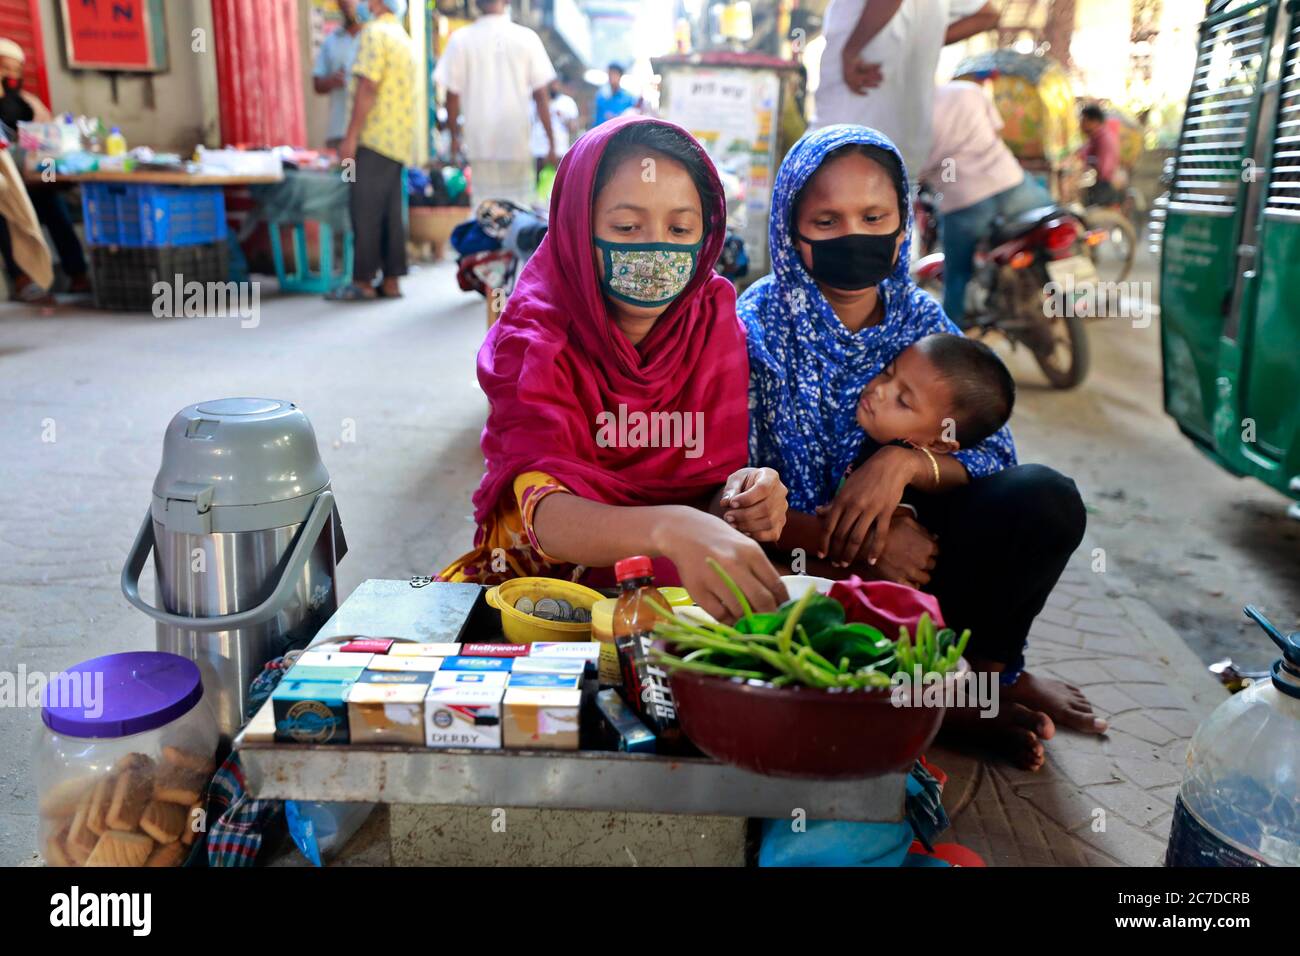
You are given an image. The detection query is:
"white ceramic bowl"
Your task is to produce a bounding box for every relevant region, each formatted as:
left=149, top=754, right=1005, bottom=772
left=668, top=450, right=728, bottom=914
left=779, top=574, right=836, bottom=602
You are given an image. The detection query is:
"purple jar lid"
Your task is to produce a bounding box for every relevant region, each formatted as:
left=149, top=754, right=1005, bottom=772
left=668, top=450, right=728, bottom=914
left=41, top=651, right=204, bottom=739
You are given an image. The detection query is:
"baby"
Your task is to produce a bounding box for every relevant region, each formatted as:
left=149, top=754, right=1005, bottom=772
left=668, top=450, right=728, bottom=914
left=853, top=332, right=1015, bottom=456
left=813, top=332, right=1016, bottom=569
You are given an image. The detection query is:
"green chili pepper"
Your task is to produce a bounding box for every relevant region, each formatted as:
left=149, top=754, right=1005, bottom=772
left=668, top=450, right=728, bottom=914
left=706, top=557, right=754, bottom=620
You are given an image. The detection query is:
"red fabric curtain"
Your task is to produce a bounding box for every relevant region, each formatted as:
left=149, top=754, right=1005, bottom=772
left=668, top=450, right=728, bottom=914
left=210, top=0, right=305, bottom=147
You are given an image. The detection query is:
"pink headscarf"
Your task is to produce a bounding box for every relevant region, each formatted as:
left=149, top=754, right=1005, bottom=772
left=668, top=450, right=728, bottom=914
left=472, top=115, right=749, bottom=524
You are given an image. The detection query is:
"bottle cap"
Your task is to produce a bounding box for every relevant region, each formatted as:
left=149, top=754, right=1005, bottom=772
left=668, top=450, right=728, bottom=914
left=614, top=555, right=653, bottom=582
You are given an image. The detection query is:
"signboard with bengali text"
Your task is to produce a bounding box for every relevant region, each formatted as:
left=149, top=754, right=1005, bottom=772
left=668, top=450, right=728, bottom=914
left=59, top=0, right=167, bottom=72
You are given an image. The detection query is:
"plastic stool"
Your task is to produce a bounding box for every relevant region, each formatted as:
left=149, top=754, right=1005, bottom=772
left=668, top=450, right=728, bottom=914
left=269, top=220, right=354, bottom=294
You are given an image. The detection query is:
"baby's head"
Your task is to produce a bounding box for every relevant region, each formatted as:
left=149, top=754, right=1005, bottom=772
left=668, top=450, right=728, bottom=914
left=856, top=333, right=1015, bottom=453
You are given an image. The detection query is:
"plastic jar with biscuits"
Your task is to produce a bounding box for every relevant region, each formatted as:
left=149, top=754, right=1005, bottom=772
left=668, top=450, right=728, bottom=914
left=36, top=651, right=218, bottom=867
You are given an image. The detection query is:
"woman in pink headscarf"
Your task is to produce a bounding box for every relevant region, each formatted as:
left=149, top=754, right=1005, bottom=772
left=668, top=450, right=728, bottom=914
left=441, top=117, right=789, bottom=620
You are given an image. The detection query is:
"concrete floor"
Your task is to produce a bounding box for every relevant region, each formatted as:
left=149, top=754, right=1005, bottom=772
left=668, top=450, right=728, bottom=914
left=0, top=250, right=1296, bottom=865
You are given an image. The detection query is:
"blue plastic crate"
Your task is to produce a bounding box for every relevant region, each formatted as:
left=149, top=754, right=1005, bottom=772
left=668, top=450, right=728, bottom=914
left=82, top=182, right=228, bottom=247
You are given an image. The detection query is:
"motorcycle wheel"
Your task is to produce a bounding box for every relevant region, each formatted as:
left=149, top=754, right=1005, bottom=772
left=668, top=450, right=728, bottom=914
left=1027, top=263, right=1091, bottom=389
left=1085, top=206, right=1137, bottom=284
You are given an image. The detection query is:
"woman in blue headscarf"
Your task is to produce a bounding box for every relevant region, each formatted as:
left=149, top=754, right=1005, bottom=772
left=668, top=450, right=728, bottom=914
left=739, top=125, right=1105, bottom=768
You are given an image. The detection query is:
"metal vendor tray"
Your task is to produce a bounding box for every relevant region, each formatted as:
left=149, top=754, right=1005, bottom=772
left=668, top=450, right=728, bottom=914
left=234, top=578, right=909, bottom=822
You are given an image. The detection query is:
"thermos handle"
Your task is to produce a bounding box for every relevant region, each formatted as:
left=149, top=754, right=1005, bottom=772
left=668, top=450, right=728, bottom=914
left=120, top=491, right=336, bottom=632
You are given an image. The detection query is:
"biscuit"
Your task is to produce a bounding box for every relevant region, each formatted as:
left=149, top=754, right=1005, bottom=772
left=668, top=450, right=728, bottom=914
left=84, top=830, right=154, bottom=867
left=106, top=769, right=153, bottom=831
left=38, top=776, right=95, bottom=819
left=139, top=800, right=186, bottom=844
left=152, top=765, right=207, bottom=805
left=85, top=776, right=113, bottom=836
left=144, top=841, right=187, bottom=868
left=66, top=793, right=98, bottom=864
left=180, top=802, right=203, bottom=846
left=42, top=825, right=73, bottom=867
left=162, top=745, right=215, bottom=775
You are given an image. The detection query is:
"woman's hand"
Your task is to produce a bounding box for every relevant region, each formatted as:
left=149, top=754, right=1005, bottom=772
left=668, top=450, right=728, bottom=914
left=867, top=510, right=939, bottom=588
left=816, top=445, right=926, bottom=567
left=717, top=467, right=788, bottom=542
left=653, top=507, right=789, bottom=624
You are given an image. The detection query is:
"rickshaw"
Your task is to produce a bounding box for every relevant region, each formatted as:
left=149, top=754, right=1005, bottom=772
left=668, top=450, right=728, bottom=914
left=1156, top=0, right=1300, bottom=515
left=952, top=49, right=1137, bottom=282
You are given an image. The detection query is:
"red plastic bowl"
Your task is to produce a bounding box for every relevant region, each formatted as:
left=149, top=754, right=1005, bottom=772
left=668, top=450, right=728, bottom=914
left=670, top=669, right=945, bottom=779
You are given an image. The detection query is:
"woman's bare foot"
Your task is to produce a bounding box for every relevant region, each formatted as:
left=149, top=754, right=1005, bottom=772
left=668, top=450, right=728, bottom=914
left=1004, top=671, right=1108, bottom=734
left=941, top=700, right=1056, bottom=771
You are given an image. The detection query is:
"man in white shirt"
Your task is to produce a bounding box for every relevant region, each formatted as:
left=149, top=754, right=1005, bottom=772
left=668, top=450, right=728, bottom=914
left=435, top=0, right=558, bottom=206
left=530, top=80, right=579, bottom=176
left=813, top=0, right=999, bottom=175
left=313, top=0, right=364, bottom=151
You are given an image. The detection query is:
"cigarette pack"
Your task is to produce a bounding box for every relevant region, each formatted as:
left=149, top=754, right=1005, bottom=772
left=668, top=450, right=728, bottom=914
left=510, top=657, right=586, bottom=676
left=347, top=682, right=429, bottom=745
left=438, top=655, right=514, bottom=673
left=503, top=687, right=582, bottom=750
left=284, top=663, right=368, bottom=684
left=430, top=669, right=509, bottom=689
left=272, top=680, right=353, bottom=745
left=460, top=642, right=530, bottom=657
left=338, top=638, right=395, bottom=655
left=295, top=651, right=374, bottom=671
left=529, top=642, right=601, bottom=661
left=424, top=673, right=505, bottom=749
left=357, top=669, right=435, bottom=685
left=365, top=656, right=443, bottom=673
left=528, top=642, right=601, bottom=676
left=389, top=642, right=462, bottom=657
left=506, top=672, right=583, bottom=690
left=594, top=688, right=656, bottom=753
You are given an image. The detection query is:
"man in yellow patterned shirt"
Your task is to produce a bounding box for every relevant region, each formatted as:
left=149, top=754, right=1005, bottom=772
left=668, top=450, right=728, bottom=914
left=332, top=0, right=415, bottom=301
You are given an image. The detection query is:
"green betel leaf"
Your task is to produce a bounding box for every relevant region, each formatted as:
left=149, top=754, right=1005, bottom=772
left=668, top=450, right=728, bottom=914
left=734, top=612, right=787, bottom=636
left=785, top=594, right=845, bottom=640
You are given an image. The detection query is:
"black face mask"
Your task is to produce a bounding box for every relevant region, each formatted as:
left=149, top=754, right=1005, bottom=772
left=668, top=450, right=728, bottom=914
left=3, top=77, right=22, bottom=95
left=795, top=228, right=900, bottom=292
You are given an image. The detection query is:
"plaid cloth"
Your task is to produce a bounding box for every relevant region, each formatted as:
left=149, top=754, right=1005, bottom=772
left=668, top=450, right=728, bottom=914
left=202, top=654, right=301, bottom=867
left=905, top=758, right=950, bottom=852
left=205, top=752, right=283, bottom=867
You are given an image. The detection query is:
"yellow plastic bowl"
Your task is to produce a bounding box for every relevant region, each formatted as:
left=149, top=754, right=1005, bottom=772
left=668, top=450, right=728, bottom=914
left=484, top=577, right=607, bottom=644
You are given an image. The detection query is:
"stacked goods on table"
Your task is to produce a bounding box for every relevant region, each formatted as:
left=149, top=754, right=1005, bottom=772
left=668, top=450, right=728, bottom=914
left=36, top=652, right=219, bottom=868
left=81, top=182, right=230, bottom=311
left=266, top=641, right=605, bottom=752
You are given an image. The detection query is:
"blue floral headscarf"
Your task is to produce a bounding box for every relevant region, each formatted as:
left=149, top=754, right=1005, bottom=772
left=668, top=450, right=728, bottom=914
left=738, top=125, right=1017, bottom=512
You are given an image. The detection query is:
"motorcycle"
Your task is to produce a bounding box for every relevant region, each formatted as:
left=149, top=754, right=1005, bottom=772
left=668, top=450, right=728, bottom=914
left=912, top=183, right=1104, bottom=390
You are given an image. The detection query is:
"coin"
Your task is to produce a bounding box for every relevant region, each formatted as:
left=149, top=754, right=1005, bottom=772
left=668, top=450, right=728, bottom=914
left=555, top=599, right=574, bottom=621
left=572, top=607, right=590, bottom=624
left=514, top=596, right=535, bottom=615
left=534, top=598, right=562, bottom=619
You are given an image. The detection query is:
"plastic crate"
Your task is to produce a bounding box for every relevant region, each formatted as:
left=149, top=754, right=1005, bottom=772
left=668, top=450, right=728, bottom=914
left=82, top=183, right=228, bottom=247
left=89, top=241, right=231, bottom=312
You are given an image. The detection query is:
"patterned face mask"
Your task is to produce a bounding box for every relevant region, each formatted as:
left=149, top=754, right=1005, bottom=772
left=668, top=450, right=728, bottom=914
left=594, top=238, right=702, bottom=308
